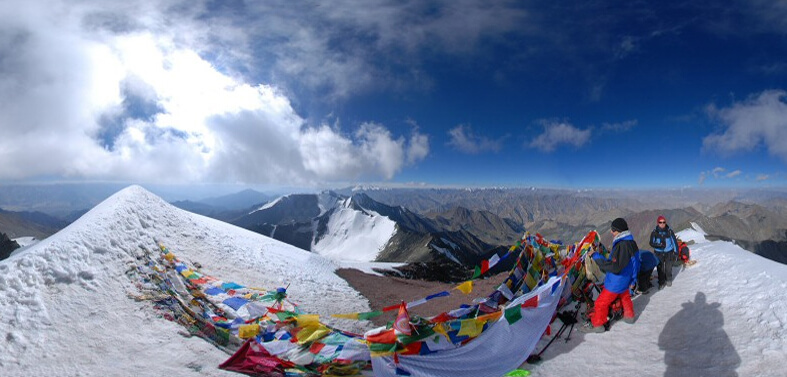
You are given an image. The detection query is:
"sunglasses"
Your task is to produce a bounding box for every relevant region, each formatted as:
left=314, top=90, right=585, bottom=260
left=658, top=221, right=666, bottom=224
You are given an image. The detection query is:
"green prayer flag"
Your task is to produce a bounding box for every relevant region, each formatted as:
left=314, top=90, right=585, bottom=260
left=397, top=326, right=436, bottom=345
left=358, top=311, right=384, bottom=320
left=216, top=327, right=230, bottom=346
left=472, top=265, right=481, bottom=279
left=275, top=311, right=296, bottom=321
left=504, top=305, right=522, bottom=324
left=504, top=369, right=531, bottom=376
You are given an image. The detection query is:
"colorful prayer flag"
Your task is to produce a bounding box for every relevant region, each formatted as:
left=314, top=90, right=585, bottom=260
left=238, top=324, right=260, bottom=339
left=455, top=280, right=473, bottom=294
left=393, top=302, right=412, bottom=336
left=504, top=306, right=522, bottom=324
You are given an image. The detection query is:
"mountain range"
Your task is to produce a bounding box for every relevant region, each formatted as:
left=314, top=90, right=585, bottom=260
left=2, top=185, right=787, bottom=269
left=225, top=192, right=512, bottom=275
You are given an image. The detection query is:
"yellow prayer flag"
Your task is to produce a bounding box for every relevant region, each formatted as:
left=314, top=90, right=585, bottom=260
left=164, top=253, right=176, bottom=261
left=455, top=281, right=474, bottom=295
left=524, top=274, right=538, bottom=290
left=331, top=313, right=361, bottom=320
left=432, top=322, right=449, bottom=338
left=296, top=325, right=330, bottom=344
left=296, top=314, right=320, bottom=327
left=180, top=269, right=193, bottom=277
left=238, top=324, right=260, bottom=339
left=457, top=318, right=484, bottom=338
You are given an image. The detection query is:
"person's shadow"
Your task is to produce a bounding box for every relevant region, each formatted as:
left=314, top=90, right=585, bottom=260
left=659, top=292, right=740, bottom=377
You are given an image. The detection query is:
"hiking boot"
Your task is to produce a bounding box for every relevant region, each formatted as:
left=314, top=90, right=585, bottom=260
left=635, top=288, right=649, bottom=295
left=578, top=322, right=605, bottom=334
left=666, top=281, right=672, bottom=287
left=658, top=283, right=665, bottom=290
left=622, top=317, right=635, bottom=324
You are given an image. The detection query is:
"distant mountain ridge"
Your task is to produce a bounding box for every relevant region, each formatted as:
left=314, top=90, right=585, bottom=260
left=2, top=185, right=787, bottom=268
left=0, top=208, right=67, bottom=240
left=228, top=192, right=508, bottom=268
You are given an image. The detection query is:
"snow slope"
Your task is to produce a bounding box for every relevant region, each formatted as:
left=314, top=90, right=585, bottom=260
left=528, top=226, right=787, bottom=377
left=0, top=186, right=370, bottom=376
left=312, top=197, right=396, bottom=262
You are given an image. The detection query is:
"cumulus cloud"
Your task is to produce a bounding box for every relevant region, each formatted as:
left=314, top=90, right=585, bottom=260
left=0, top=0, right=428, bottom=186
left=725, top=170, right=742, bottom=178
left=529, top=120, right=591, bottom=152
left=703, top=90, right=787, bottom=162
left=447, top=125, right=504, bottom=154
left=712, top=167, right=726, bottom=178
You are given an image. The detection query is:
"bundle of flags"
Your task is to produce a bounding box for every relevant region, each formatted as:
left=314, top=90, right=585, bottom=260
left=130, top=229, right=603, bottom=377
left=133, top=243, right=372, bottom=376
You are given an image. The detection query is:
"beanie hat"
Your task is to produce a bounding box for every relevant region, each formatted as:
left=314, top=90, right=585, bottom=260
left=611, top=217, right=628, bottom=232
left=657, top=215, right=666, bottom=223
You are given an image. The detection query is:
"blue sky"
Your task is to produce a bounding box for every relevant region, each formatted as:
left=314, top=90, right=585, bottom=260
left=1, top=1, right=786, bottom=190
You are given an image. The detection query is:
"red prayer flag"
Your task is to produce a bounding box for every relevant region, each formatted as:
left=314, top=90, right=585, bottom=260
left=309, top=342, right=326, bottom=354
left=522, top=295, right=539, bottom=308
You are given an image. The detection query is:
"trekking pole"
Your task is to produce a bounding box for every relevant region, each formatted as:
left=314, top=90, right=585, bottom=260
left=526, top=301, right=581, bottom=363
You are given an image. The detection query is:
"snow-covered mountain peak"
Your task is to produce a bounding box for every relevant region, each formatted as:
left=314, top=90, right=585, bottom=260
left=0, top=185, right=369, bottom=376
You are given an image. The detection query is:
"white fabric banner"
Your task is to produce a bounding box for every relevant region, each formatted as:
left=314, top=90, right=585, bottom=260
left=371, top=276, right=565, bottom=377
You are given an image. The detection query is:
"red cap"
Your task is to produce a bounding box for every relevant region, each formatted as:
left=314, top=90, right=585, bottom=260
left=657, top=215, right=666, bottom=223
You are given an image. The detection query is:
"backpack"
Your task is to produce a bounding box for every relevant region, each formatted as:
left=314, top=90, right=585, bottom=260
left=678, top=242, right=690, bottom=263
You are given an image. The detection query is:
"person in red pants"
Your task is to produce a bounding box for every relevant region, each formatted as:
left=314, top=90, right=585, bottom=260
left=580, top=218, right=639, bottom=333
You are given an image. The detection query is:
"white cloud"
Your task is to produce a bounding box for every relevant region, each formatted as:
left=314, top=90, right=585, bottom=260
left=447, top=125, right=503, bottom=154
left=703, top=90, right=787, bottom=162
left=406, top=130, right=430, bottom=164
left=0, top=1, right=428, bottom=186
left=756, top=174, right=770, bottom=181
left=601, top=120, right=637, bottom=132
left=529, top=121, right=591, bottom=152
left=699, top=167, right=751, bottom=185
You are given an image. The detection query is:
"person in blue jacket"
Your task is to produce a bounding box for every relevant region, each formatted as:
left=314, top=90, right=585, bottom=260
left=649, top=215, right=678, bottom=289
left=636, top=250, right=659, bottom=293
left=580, top=218, right=638, bottom=333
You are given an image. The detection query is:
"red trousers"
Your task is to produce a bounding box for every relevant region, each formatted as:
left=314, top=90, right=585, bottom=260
left=591, top=288, right=635, bottom=327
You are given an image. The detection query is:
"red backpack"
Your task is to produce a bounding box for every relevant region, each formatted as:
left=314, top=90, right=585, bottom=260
left=678, top=241, right=690, bottom=263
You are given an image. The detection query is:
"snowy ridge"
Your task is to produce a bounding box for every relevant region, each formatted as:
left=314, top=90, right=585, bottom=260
left=251, top=195, right=283, bottom=213
left=312, top=197, right=397, bottom=262
left=317, top=191, right=344, bottom=216
left=431, top=243, right=461, bottom=264
left=0, top=185, right=370, bottom=376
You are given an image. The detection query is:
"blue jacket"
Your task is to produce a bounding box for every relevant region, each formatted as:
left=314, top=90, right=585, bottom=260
left=639, top=250, right=659, bottom=271
left=650, top=225, right=678, bottom=253
left=593, top=231, right=638, bottom=294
